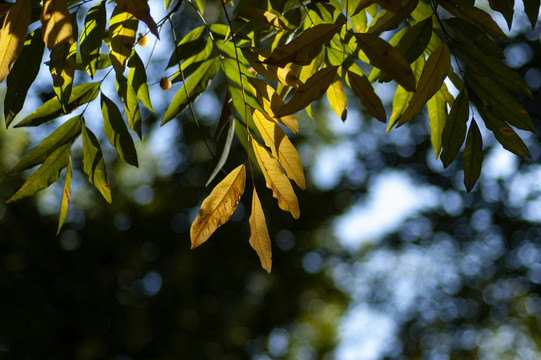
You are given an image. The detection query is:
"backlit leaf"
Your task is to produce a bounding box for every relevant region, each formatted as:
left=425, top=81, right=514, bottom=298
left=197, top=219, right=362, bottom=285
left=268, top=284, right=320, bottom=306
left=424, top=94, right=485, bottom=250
left=490, top=0, right=514, bottom=29
left=427, top=87, right=448, bottom=158
left=191, top=164, right=246, bottom=249
left=463, top=119, right=483, bottom=192
left=128, top=51, right=153, bottom=111
left=395, top=17, right=432, bottom=63
left=348, top=71, right=386, bottom=123
left=440, top=90, right=469, bottom=168
left=327, top=76, right=348, bottom=121
left=523, top=0, right=540, bottom=29
left=57, top=156, right=72, bottom=235
left=249, top=188, right=272, bottom=273
left=80, top=1, right=106, bottom=78
left=117, top=0, right=159, bottom=38
left=82, top=124, right=112, bottom=203
left=49, top=40, right=76, bottom=110
left=166, top=25, right=208, bottom=68
left=368, top=0, right=419, bottom=35
left=0, top=0, right=31, bottom=83
left=236, top=7, right=291, bottom=30
left=116, top=75, right=141, bottom=138
left=388, top=56, right=424, bottom=130
left=252, top=139, right=300, bottom=219
left=41, top=0, right=72, bottom=49
left=109, top=7, right=138, bottom=76
left=242, top=47, right=302, bottom=88
left=445, top=18, right=504, bottom=58
left=206, top=116, right=235, bottom=187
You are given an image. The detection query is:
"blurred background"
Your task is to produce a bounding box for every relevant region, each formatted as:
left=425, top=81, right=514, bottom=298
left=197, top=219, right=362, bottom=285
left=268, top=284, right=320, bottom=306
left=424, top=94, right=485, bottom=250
left=1, top=1, right=541, bottom=359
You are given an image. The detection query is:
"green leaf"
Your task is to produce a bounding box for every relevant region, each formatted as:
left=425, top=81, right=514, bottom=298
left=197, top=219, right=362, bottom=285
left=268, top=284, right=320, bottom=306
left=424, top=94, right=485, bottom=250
left=205, top=118, right=235, bottom=187
left=492, top=0, right=514, bottom=29
left=76, top=53, right=111, bottom=71
left=523, top=0, right=540, bottom=30
left=166, top=25, right=208, bottom=68
left=395, top=17, right=432, bottom=63
left=398, top=43, right=451, bottom=126
left=80, top=0, right=106, bottom=78
left=101, top=94, right=138, bottom=167
left=354, top=33, right=416, bottom=92
left=109, top=7, right=138, bottom=76
left=445, top=18, right=504, bottom=58
left=276, top=66, right=338, bottom=117
left=7, top=143, right=71, bottom=203
left=82, top=124, right=112, bottom=203
left=116, top=75, right=142, bottom=138
left=170, top=37, right=214, bottom=83
left=49, top=41, right=76, bottom=110
left=367, top=0, right=419, bottom=35
left=463, top=119, right=483, bottom=192
left=128, top=51, right=153, bottom=111
left=15, top=82, right=100, bottom=127
left=427, top=87, right=448, bottom=158
left=57, top=155, right=72, bottom=235
left=388, top=56, right=424, bottom=130
left=466, top=73, right=534, bottom=132
left=440, top=90, right=469, bottom=168
left=162, top=57, right=220, bottom=125
left=347, top=71, right=386, bottom=122
left=4, top=30, right=44, bottom=127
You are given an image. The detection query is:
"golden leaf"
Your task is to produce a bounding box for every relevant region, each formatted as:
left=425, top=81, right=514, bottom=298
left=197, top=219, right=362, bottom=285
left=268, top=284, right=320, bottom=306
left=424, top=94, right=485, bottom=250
left=249, top=188, right=272, bottom=273
left=326, top=77, right=348, bottom=121
left=252, top=139, right=300, bottom=219
left=41, top=0, right=72, bottom=49
left=190, top=164, right=246, bottom=249
left=117, top=0, right=159, bottom=38
left=0, top=0, right=31, bottom=82
left=109, top=8, right=138, bottom=76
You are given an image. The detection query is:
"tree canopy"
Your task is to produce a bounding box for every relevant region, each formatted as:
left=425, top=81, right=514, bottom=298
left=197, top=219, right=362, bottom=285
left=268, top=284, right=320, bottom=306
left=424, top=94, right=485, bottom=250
left=1, top=0, right=539, bottom=272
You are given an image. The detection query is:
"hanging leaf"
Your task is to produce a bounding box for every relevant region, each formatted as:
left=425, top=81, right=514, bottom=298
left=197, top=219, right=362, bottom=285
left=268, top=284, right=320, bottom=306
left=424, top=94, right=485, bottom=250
left=116, top=75, right=142, bottom=138
left=57, top=156, right=72, bottom=235
left=191, top=164, right=246, bottom=249
left=4, top=30, right=44, bottom=127
left=242, top=47, right=302, bottom=88
left=166, top=25, right=208, bottom=68
left=489, top=0, right=514, bottom=29
left=236, top=7, right=291, bottom=30
left=49, top=40, right=76, bottom=110
left=40, top=0, right=72, bottom=49
left=463, top=119, right=483, bottom=192
left=427, top=87, right=448, bottom=158
left=206, top=117, right=236, bottom=187
left=388, top=56, right=424, bottom=130
left=445, top=18, right=504, bottom=58
left=354, top=33, right=416, bottom=92
left=276, top=66, right=338, bottom=117
left=252, top=139, right=300, bottom=219
left=440, top=90, right=469, bottom=168
left=82, top=124, right=112, bottom=203
left=252, top=109, right=305, bottom=189
left=116, top=0, right=159, bottom=38
left=128, top=51, right=153, bottom=111
left=523, top=0, right=540, bottom=29
left=265, top=21, right=344, bottom=67
left=101, top=94, right=138, bottom=167
left=326, top=77, right=348, bottom=121
left=0, top=0, right=31, bottom=83
left=109, top=7, right=138, bottom=76
left=398, top=43, right=450, bottom=126
left=368, top=0, right=419, bottom=35
left=80, top=1, right=106, bottom=78
left=249, top=188, right=272, bottom=273
left=394, top=17, right=432, bottom=63
left=347, top=71, right=386, bottom=122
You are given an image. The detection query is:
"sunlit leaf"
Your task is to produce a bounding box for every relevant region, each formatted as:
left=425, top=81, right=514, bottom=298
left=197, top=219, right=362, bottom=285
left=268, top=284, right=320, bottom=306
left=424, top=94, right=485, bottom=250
left=80, top=1, right=106, bottom=78
left=242, top=47, right=302, bottom=88
left=116, top=75, right=142, bottom=138
left=327, top=76, right=348, bottom=121
left=463, top=119, right=483, bottom=192
left=128, top=51, right=153, bottom=111
left=0, top=0, right=31, bottom=83
left=117, top=0, right=159, bottom=38
left=440, top=90, right=469, bottom=168
left=75, top=53, right=111, bottom=71
left=109, top=7, right=138, bottom=76
left=236, top=7, right=291, bottom=30
left=347, top=71, right=386, bottom=123
left=170, top=37, right=214, bottom=83
left=49, top=40, right=76, bottom=110
left=191, top=164, right=246, bottom=249
left=388, top=56, right=424, bottom=130
left=41, top=0, right=72, bottom=49
left=82, top=124, right=112, bottom=203
left=249, top=188, right=272, bottom=273
left=427, top=87, right=448, bottom=159
left=166, top=25, right=208, bottom=68
left=57, top=156, right=72, bottom=235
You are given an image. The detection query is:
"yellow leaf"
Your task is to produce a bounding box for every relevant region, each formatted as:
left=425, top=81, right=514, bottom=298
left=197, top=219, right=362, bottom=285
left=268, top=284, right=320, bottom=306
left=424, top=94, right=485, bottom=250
left=249, top=188, right=272, bottom=273
left=327, top=77, right=348, bottom=121
left=427, top=85, right=449, bottom=158
left=248, top=77, right=299, bottom=133
left=252, top=109, right=305, bottom=189
left=50, top=40, right=76, bottom=110
left=190, top=164, right=246, bottom=249
left=57, top=156, right=72, bottom=235
left=237, top=7, right=291, bottom=30
left=41, top=0, right=72, bottom=49
left=347, top=71, right=386, bottom=122
left=0, top=0, right=31, bottom=83
left=242, top=47, right=302, bottom=88
left=252, top=139, right=300, bottom=219
left=109, top=7, right=138, bottom=76
left=117, top=0, right=159, bottom=38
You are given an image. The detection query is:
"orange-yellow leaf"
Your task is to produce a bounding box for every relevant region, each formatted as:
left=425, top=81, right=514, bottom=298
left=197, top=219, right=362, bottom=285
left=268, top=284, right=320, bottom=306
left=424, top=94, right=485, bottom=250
left=41, top=0, right=72, bottom=49
left=0, top=0, right=31, bottom=83
left=249, top=188, right=272, bottom=273
left=109, top=7, right=138, bottom=76
left=117, top=0, right=159, bottom=38
left=190, top=164, right=246, bottom=249
left=327, top=77, right=348, bottom=121
left=252, top=109, right=305, bottom=189
left=347, top=71, right=386, bottom=122
left=242, top=47, right=302, bottom=88
left=252, top=140, right=300, bottom=219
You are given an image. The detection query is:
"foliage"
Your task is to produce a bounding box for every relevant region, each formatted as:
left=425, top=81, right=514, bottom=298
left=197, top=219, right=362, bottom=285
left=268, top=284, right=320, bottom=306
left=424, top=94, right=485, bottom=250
left=1, top=0, right=538, bottom=271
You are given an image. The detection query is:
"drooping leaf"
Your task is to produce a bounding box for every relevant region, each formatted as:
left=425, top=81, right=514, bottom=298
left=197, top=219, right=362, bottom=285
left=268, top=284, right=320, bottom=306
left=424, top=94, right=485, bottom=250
left=49, top=40, right=76, bottom=110
left=242, top=47, right=302, bottom=88
left=445, top=18, right=504, bottom=58
left=463, top=119, right=483, bottom=192
left=57, top=155, right=72, bottom=235
left=4, top=30, right=44, bottom=127
left=7, top=143, right=71, bottom=203
left=166, top=25, right=208, bottom=68
left=15, top=82, right=100, bottom=127
left=0, top=0, right=31, bottom=83
left=116, top=75, right=142, bottom=138
left=236, top=7, right=291, bottom=30
left=489, top=0, right=514, bottom=29
left=249, top=188, right=272, bottom=273
left=206, top=117, right=236, bottom=187
left=276, top=66, right=338, bottom=117
left=116, top=0, right=159, bottom=38
left=394, top=17, right=432, bottom=63
left=82, top=124, right=112, bottom=203
left=40, top=0, right=72, bottom=49
left=9, top=115, right=81, bottom=174
left=347, top=71, right=386, bottom=122
left=326, top=76, right=348, bottom=121
left=252, top=109, right=305, bottom=189
left=128, top=51, right=153, bottom=111
left=75, top=53, right=111, bottom=71
left=523, top=0, right=540, bottom=29
left=252, top=139, right=300, bottom=219
left=265, top=21, right=344, bottom=67
left=162, top=57, right=220, bottom=125
left=368, top=0, right=419, bottom=35
left=80, top=1, right=106, bottom=78
left=109, top=7, right=138, bottom=76
left=170, top=37, right=214, bottom=83
left=191, top=164, right=246, bottom=249
left=398, top=43, right=450, bottom=126
left=101, top=94, right=138, bottom=167
left=388, top=56, right=424, bottom=130
left=440, top=90, right=469, bottom=168
left=427, top=87, right=448, bottom=158
left=354, top=33, right=416, bottom=92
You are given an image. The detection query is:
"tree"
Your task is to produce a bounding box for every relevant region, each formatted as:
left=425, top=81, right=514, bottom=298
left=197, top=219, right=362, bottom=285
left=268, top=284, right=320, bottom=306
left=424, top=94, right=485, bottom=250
left=1, top=0, right=539, bottom=272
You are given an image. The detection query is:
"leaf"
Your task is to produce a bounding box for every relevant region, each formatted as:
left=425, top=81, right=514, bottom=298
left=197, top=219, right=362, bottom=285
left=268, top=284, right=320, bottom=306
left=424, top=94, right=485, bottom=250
left=252, top=109, right=305, bottom=189
left=276, top=66, right=338, bottom=117
left=440, top=90, right=469, bottom=168
left=4, top=30, right=44, bottom=127
left=265, top=21, right=344, bottom=67
left=57, top=156, right=72, bottom=235
left=101, top=94, right=138, bottom=167
left=354, top=33, right=416, bottom=92
left=427, top=87, right=448, bottom=158
left=249, top=188, right=272, bottom=273
left=109, top=7, right=138, bottom=76
left=236, top=7, right=291, bottom=30
left=347, top=71, right=386, bottom=122
left=388, top=56, right=424, bottom=130
left=395, top=17, right=432, bottom=63
left=523, top=0, right=540, bottom=29
left=0, top=0, right=31, bottom=83
left=162, top=57, right=220, bottom=125
left=242, top=47, right=302, bottom=88
left=9, top=115, right=81, bottom=174
left=252, top=139, right=300, bottom=219
left=170, top=37, right=214, bottom=82
left=128, top=51, right=153, bottom=111
left=49, top=40, right=76, bottom=110
left=82, top=124, right=112, bottom=203
left=80, top=1, right=106, bottom=78
left=116, top=75, right=142, bottom=138
left=190, top=164, right=246, bottom=249
left=326, top=76, right=348, bottom=121
left=116, top=0, right=159, bottom=38
left=463, top=119, right=483, bottom=192
left=206, top=117, right=235, bottom=187
left=445, top=18, right=504, bottom=58
left=166, top=25, right=208, bottom=68
left=41, top=0, right=72, bottom=49
left=368, top=0, right=419, bottom=36
left=75, top=53, right=111, bottom=71
left=398, top=43, right=450, bottom=126
left=490, top=0, right=514, bottom=29
left=15, top=82, right=100, bottom=127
